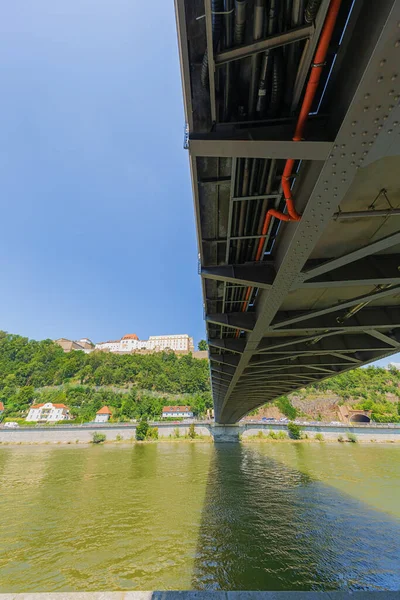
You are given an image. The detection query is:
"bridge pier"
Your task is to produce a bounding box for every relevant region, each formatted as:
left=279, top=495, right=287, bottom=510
left=210, top=424, right=242, bottom=442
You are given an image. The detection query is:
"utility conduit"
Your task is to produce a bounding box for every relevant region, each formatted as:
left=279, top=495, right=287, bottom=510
left=238, top=0, right=342, bottom=323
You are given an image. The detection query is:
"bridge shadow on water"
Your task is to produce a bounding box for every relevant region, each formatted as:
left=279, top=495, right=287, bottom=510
left=181, top=443, right=400, bottom=592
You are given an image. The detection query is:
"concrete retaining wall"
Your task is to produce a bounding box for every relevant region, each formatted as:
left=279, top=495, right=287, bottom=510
left=241, top=423, right=400, bottom=442
left=0, top=424, right=212, bottom=444
left=0, top=422, right=399, bottom=444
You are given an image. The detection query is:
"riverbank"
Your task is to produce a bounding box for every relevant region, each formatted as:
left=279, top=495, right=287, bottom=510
left=1, top=421, right=400, bottom=444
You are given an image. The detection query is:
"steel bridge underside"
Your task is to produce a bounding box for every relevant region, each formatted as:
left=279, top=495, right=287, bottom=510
left=176, top=0, right=400, bottom=423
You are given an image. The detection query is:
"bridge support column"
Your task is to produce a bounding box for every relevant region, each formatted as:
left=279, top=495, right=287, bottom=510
left=210, top=424, right=242, bottom=442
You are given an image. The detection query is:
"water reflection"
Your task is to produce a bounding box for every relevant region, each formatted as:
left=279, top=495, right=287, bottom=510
left=192, top=444, right=400, bottom=591
left=0, top=443, right=399, bottom=592
left=255, top=443, right=400, bottom=518
left=0, top=445, right=211, bottom=592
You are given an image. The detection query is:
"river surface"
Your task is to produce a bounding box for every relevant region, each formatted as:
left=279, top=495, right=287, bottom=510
left=0, top=442, right=399, bottom=592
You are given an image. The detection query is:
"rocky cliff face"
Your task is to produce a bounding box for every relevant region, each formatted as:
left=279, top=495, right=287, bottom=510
left=247, top=393, right=366, bottom=422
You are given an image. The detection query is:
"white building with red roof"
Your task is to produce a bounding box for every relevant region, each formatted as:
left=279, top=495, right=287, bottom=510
left=95, top=406, right=112, bottom=423
left=119, top=333, right=149, bottom=352
left=26, top=402, right=70, bottom=422
left=95, top=333, right=194, bottom=354
left=162, top=405, right=193, bottom=418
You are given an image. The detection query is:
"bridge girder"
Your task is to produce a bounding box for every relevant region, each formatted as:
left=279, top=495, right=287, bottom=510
left=176, top=0, right=400, bottom=422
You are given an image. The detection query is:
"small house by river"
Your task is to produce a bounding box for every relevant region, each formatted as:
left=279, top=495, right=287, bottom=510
left=95, top=406, right=112, bottom=423
left=162, top=405, right=193, bottom=418
left=26, top=402, right=70, bottom=422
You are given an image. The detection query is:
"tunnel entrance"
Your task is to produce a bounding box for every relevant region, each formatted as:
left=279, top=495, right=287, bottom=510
left=349, top=414, right=371, bottom=423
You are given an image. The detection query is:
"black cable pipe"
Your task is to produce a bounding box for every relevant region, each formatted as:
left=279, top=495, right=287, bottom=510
left=269, top=48, right=284, bottom=117
left=248, top=0, right=266, bottom=118
left=223, top=0, right=233, bottom=120
left=201, top=0, right=224, bottom=89
left=234, top=0, right=246, bottom=45
left=256, top=0, right=279, bottom=116
left=305, top=0, right=322, bottom=23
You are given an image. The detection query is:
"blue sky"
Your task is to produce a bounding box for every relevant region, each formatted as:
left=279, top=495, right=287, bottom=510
left=0, top=0, right=205, bottom=345
left=0, top=2, right=398, bottom=367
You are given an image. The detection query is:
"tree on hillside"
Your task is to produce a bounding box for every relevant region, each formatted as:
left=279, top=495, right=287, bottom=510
left=121, top=392, right=137, bottom=420
left=79, top=365, right=92, bottom=384
left=198, top=340, right=208, bottom=351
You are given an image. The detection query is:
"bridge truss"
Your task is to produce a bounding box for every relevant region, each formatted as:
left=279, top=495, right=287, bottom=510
left=175, top=0, right=400, bottom=422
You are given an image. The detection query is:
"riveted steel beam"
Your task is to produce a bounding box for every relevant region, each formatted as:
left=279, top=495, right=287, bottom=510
left=301, top=233, right=400, bottom=281
left=335, top=209, right=400, bottom=219
left=240, top=373, right=322, bottom=386
left=247, top=358, right=352, bottom=369
left=202, top=263, right=276, bottom=289
left=212, top=383, right=232, bottom=395
left=330, top=352, right=361, bottom=364
left=256, top=330, right=345, bottom=353
left=206, top=313, right=256, bottom=332
left=208, top=338, right=246, bottom=353
left=212, top=373, right=234, bottom=384
left=260, top=307, right=400, bottom=336
left=234, top=386, right=296, bottom=394
left=297, top=255, right=400, bottom=289
left=271, top=286, right=400, bottom=330
left=245, top=361, right=340, bottom=377
left=212, top=382, right=229, bottom=391
left=254, top=334, right=393, bottom=356
left=215, top=24, right=314, bottom=65
left=245, top=354, right=354, bottom=368
left=210, top=364, right=237, bottom=376
left=247, top=353, right=359, bottom=371
left=367, top=329, right=400, bottom=347
left=189, top=137, right=332, bottom=160
left=209, top=353, right=241, bottom=367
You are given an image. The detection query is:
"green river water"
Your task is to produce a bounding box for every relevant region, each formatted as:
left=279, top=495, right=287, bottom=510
left=0, top=442, right=399, bottom=592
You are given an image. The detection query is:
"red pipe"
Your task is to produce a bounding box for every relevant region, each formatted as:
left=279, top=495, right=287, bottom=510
left=238, top=0, right=342, bottom=322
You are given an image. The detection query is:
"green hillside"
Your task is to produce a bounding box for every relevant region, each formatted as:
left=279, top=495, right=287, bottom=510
left=1, top=331, right=399, bottom=423
left=301, top=366, right=400, bottom=422
left=0, top=332, right=211, bottom=421
left=267, top=367, right=400, bottom=423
